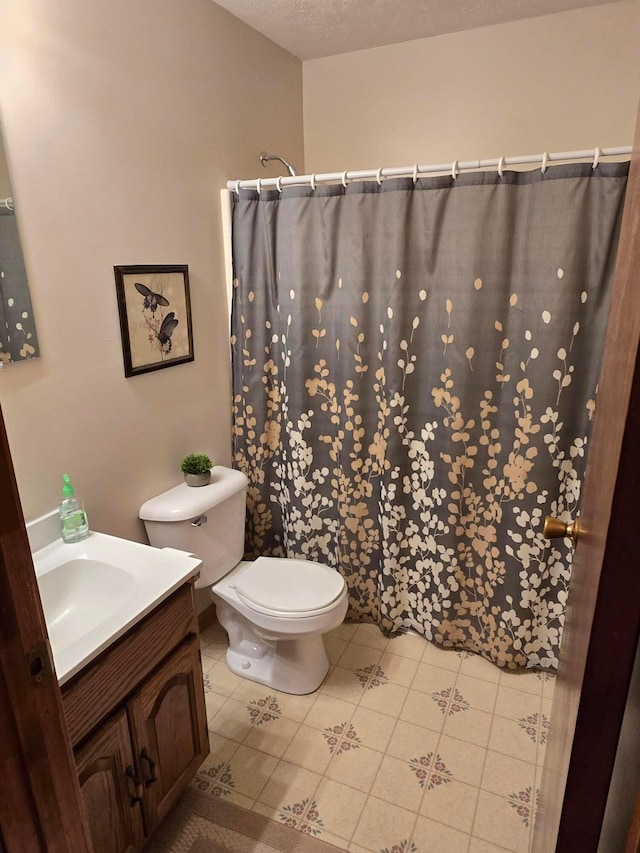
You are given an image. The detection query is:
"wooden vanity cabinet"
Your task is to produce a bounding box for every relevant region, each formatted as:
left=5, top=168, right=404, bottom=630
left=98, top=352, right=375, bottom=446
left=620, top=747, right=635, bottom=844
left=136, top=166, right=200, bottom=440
left=61, top=581, right=209, bottom=852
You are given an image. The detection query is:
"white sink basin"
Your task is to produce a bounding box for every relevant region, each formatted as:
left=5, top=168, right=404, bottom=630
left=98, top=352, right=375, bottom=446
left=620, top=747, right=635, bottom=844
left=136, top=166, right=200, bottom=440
left=28, top=510, right=202, bottom=685
left=38, top=559, right=136, bottom=655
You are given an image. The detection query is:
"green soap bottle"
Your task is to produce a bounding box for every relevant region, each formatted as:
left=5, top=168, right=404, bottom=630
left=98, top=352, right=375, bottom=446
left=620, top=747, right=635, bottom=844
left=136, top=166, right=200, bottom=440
left=59, top=473, right=90, bottom=543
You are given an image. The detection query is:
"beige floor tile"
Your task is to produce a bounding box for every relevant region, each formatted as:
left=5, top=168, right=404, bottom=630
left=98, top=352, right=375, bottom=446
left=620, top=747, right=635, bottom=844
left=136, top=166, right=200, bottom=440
left=227, top=744, right=279, bottom=800
left=541, top=697, right=553, bottom=720
left=352, top=623, right=389, bottom=650
left=204, top=689, right=227, bottom=720
left=400, top=688, right=448, bottom=735
left=437, top=735, right=487, bottom=787
left=378, top=651, right=419, bottom=687
left=455, top=674, right=499, bottom=713
left=443, top=706, right=493, bottom=748
left=488, top=715, right=538, bottom=764
left=304, top=692, right=358, bottom=730
left=412, top=661, right=458, bottom=696
left=203, top=731, right=239, bottom=764
left=386, top=719, right=440, bottom=762
left=359, top=680, right=408, bottom=717
left=200, top=630, right=228, bottom=660
left=337, top=642, right=384, bottom=672
left=421, top=643, right=462, bottom=672
left=473, top=790, right=532, bottom=853
left=481, top=750, right=536, bottom=799
left=205, top=657, right=245, bottom=696
left=328, top=621, right=360, bottom=641
left=348, top=844, right=372, bottom=853
left=459, top=652, right=502, bottom=683
left=253, top=797, right=328, bottom=839
left=386, top=631, right=428, bottom=660
left=321, top=665, right=367, bottom=703
left=352, top=797, right=417, bottom=852
left=324, top=635, right=349, bottom=665
left=411, top=815, right=470, bottom=853
left=541, top=672, right=556, bottom=699
left=257, top=759, right=322, bottom=809
left=314, top=778, right=368, bottom=839
left=494, top=684, right=541, bottom=722
left=282, top=724, right=333, bottom=774
left=273, top=689, right=320, bottom=722
left=469, top=836, right=516, bottom=852
left=370, top=754, right=424, bottom=811
left=499, top=669, right=543, bottom=697
left=419, top=778, right=479, bottom=833
left=208, top=697, right=252, bottom=742
left=325, top=743, right=384, bottom=793
left=243, top=715, right=301, bottom=758
left=349, top=706, right=397, bottom=752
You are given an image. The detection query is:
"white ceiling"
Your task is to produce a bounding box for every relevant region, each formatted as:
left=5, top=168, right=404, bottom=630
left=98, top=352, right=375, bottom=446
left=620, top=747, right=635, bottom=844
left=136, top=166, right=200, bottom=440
left=214, top=0, right=620, bottom=60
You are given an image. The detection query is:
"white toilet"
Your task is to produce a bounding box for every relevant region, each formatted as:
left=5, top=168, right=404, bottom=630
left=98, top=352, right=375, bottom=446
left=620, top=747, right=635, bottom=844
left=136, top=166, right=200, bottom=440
left=139, top=466, right=348, bottom=694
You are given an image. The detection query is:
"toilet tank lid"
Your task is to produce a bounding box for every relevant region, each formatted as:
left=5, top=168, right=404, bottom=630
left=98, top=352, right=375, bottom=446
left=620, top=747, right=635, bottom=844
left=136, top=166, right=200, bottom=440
left=139, top=466, right=248, bottom=522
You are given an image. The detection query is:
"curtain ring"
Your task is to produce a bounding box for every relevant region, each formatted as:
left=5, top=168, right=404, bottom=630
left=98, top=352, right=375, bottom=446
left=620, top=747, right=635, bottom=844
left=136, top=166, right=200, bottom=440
left=234, top=180, right=241, bottom=196
left=275, top=176, right=283, bottom=193
left=341, top=170, right=349, bottom=188
left=541, top=152, right=548, bottom=174
left=412, top=164, right=419, bottom=184
left=375, top=167, right=383, bottom=186
left=451, top=160, right=459, bottom=180
left=256, top=178, right=262, bottom=195
left=592, top=147, right=601, bottom=170
left=310, top=173, right=316, bottom=191
left=497, top=156, right=505, bottom=178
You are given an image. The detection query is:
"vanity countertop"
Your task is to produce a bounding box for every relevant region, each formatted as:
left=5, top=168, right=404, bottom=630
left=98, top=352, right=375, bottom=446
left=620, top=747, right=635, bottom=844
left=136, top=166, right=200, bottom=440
left=28, top=510, right=202, bottom=685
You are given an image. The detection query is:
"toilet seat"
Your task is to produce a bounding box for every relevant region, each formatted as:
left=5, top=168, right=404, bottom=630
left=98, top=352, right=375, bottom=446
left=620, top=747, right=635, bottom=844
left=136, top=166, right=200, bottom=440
left=234, top=557, right=345, bottom=618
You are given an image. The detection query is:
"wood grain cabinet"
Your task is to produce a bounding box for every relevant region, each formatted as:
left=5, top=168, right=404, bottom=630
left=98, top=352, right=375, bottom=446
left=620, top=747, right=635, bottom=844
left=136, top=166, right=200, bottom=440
left=62, top=582, right=209, bottom=852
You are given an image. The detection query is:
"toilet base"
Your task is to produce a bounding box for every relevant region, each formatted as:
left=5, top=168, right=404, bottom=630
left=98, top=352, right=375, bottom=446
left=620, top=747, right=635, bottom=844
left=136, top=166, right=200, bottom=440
left=214, top=600, right=331, bottom=694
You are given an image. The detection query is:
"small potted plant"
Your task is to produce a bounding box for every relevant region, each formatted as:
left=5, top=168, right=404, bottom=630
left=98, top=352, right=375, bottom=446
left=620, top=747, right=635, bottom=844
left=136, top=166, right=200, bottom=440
left=180, top=452, right=213, bottom=487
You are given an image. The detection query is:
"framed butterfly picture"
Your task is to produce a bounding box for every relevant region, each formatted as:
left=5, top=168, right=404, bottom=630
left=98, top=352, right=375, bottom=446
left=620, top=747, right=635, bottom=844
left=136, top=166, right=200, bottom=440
left=114, top=264, right=194, bottom=377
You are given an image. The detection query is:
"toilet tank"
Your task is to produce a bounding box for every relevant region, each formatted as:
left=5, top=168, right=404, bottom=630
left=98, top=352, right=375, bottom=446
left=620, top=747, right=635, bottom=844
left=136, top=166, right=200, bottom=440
left=139, top=466, right=248, bottom=589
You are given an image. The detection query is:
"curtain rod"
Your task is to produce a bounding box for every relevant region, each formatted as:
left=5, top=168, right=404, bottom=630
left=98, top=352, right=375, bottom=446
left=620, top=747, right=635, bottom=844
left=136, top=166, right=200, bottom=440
left=226, top=146, right=632, bottom=193
left=0, top=197, right=13, bottom=210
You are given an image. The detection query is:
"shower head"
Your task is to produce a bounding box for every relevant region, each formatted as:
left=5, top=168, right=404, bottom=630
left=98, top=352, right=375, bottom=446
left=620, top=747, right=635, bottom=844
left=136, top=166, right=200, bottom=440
left=259, top=152, right=297, bottom=177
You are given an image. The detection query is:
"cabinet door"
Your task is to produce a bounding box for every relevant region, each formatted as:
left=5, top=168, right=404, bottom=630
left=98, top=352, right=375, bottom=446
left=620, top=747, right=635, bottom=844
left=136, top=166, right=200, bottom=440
left=129, top=637, right=209, bottom=832
left=75, top=709, right=144, bottom=853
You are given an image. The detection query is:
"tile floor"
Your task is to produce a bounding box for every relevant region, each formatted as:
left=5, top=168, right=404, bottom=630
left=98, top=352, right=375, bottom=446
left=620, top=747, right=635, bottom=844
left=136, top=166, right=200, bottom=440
left=194, top=620, right=554, bottom=853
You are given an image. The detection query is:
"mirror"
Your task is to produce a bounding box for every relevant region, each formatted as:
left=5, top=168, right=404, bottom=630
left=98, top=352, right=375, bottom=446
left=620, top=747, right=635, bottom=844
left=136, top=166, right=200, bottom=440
left=0, top=123, right=40, bottom=365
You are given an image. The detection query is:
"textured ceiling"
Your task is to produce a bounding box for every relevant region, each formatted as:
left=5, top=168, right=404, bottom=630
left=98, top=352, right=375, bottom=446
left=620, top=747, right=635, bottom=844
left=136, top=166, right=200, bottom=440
left=214, top=0, right=620, bottom=60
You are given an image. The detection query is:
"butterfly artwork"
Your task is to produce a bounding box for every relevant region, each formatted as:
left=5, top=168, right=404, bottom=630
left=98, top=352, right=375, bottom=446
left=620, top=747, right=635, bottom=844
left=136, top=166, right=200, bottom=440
left=115, top=265, right=193, bottom=377
left=134, top=282, right=170, bottom=314
left=157, top=312, right=179, bottom=355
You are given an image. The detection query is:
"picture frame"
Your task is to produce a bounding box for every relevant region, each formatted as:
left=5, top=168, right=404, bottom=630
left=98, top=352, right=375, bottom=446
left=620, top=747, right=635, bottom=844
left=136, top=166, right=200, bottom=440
left=114, top=264, right=194, bottom=377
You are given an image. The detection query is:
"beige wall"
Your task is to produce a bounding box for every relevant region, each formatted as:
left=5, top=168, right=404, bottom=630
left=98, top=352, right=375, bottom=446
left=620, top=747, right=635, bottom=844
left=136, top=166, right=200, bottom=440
left=303, top=1, right=640, bottom=172
left=0, top=0, right=303, bottom=541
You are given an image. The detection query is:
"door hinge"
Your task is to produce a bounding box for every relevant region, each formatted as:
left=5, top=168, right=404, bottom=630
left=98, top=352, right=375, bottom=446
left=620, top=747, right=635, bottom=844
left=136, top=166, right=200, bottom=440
left=27, top=638, right=55, bottom=685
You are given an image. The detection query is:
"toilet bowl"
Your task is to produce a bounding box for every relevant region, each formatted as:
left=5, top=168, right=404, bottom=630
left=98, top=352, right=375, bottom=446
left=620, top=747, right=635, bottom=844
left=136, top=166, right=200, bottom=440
left=139, top=467, right=347, bottom=694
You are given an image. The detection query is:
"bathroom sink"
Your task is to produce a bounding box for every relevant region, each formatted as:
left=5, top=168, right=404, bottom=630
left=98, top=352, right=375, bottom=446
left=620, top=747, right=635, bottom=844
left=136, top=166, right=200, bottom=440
left=28, top=510, right=202, bottom=685
left=37, top=559, right=136, bottom=657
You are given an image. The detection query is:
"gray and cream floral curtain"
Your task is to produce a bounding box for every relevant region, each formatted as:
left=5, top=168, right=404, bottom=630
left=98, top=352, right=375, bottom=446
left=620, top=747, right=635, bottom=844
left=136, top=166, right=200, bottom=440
left=0, top=207, right=39, bottom=363
left=231, top=163, right=628, bottom=670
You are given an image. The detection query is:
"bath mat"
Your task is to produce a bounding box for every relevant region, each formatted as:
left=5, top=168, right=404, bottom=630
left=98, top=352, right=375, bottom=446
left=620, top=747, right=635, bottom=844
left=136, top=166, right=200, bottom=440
left=146, top=787, right=347, bottom=853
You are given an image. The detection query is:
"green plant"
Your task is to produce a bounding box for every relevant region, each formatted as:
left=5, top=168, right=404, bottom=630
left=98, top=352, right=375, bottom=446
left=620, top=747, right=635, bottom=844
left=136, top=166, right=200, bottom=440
left=180, top=453, right=213, bottom=475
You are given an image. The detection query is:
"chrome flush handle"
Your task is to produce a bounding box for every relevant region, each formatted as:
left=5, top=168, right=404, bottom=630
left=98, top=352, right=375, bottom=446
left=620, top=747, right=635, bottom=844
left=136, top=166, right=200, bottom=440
left=191, top=515, right=208, bottom=527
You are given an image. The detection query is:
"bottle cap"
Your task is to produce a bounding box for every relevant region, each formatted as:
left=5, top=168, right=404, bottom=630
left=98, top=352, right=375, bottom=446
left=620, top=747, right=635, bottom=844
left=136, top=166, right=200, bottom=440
left=62, top=473, right=75, bottom=498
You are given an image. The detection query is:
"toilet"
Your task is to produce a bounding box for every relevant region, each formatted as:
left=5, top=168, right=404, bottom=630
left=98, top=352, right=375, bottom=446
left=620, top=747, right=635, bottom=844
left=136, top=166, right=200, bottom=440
left=139, top=466, right=348, bottom=694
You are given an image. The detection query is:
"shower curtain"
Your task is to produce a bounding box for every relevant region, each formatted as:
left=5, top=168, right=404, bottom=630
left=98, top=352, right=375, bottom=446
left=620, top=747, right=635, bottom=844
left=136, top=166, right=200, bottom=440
left=0, top=208, right=39, bottom=363
left=230, top=162, right=628, bottom=670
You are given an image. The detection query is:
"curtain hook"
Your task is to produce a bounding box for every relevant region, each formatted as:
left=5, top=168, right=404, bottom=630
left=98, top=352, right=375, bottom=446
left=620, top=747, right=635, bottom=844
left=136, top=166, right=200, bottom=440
left=256, top=178, right=262, bottom=195
left=541, top=152, right=548, bottom=174
left=275, top=176, right=283, bottom=193
left=376, top=167, right=383, bottom=186
left=234, top=180, right=241, bottom=196
left=451, top=160, right=459, bottom=180
left=497, top=156, right=505, bottom=178
left=310, top=173, right=316, bottom=191
left=412, top=164, right=419, bottom=184
left=592, top=147, right=601, bottom=170
left=341, top=170, right=349, bottom=188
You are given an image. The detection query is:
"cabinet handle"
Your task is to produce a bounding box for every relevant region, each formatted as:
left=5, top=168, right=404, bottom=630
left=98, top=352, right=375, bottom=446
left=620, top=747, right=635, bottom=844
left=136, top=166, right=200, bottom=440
left=140, top=748, right=157, bottom=788
left=125, top=765, right=144, bottom=805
